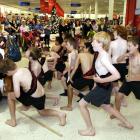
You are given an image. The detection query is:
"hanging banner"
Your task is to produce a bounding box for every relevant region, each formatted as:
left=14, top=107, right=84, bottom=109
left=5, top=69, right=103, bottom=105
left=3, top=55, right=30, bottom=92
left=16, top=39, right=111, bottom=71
left=40, top=0, right=48, bottom=13
left=71, top=3, right=81, bottom=7
left=48, top=0, right=56, bottom=14
left=40, top=0, right=64, bottom=17
left=55, top=2, right=64, bottom=17
left=125, top=0, right=136, bottom=25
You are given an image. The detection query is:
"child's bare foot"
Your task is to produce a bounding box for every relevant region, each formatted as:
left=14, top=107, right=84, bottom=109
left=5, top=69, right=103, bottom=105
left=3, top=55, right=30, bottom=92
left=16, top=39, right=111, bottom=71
left=118, top=122, right=133, bottom=129
left=5, top=119, right=16, bottom=127
left=78, top=128, right=95, bottom=136
left=60, top=106, right=72, bottom=111
left=18, top=105, right=30, bottom=111
left=59, top=113, right=66, bottom=126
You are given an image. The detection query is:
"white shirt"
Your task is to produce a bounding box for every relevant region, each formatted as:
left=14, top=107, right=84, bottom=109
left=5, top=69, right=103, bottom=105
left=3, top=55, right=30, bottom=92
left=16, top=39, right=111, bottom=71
left=95, top=51, right=113, bottom=76
left=109, top=38, right=128, bottom=64
left=75, top=26, right=81, bottom=35
left=92, top=24, right=98, bottom=31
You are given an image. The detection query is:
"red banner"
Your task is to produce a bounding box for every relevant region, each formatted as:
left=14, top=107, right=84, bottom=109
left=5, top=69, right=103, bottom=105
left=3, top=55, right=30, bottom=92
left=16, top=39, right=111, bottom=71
left=40, top=0, right=48, bottom=13
left=47, top=0, right=55, bottom=14
left=125, top=0, right=136, bottom=25
left=55, top=2, right=64, bottom=17
left=40, top=0, right=64, bottom=17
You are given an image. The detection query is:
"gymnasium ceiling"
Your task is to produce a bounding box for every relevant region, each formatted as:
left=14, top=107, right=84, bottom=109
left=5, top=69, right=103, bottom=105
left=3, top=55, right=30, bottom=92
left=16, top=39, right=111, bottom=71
left=0, top=0, right=125, bottom=14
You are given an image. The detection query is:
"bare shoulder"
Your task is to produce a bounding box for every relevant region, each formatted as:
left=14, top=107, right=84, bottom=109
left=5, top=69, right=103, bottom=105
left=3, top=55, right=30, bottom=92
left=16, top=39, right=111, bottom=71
left=13, top=68, right=29, bottom=78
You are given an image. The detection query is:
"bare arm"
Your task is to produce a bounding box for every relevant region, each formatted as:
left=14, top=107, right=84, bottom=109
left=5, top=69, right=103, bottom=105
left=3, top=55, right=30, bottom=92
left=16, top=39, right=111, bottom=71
left=67, top=53, right=71, bottom=77
left=117, top=53, right=129, bottom=63
left=94, top=56, right=120, bottom=83
left=13, top=76, right=20, bottom=98
left=101, top=59, right=120, bottom=83
left=70, top=55, right=80, bottom=79
left=103, top=63, right=120, bottom=83
left=33, top=66, right=40, bottom=77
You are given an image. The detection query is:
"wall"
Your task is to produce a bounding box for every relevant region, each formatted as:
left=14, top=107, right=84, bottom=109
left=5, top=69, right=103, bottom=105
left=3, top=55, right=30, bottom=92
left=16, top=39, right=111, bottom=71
left=0, top=4, right=33, bottom=19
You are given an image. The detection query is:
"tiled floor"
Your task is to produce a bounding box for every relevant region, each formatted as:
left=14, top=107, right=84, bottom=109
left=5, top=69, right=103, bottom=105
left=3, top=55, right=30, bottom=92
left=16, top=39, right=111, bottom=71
left=0, top=57, right=140, bottom=140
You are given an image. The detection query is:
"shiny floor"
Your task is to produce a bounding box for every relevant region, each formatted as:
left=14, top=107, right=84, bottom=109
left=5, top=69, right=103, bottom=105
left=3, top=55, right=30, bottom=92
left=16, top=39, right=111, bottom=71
left=0, top=58, right=140, bottom=140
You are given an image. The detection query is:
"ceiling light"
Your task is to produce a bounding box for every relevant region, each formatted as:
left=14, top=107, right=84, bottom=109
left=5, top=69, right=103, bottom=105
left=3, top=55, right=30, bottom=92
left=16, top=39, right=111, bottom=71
left=71, top=3, right=81, bottom=7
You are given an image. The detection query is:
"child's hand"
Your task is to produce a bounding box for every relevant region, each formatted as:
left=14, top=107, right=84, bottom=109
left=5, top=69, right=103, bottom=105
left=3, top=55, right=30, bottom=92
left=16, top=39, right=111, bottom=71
left=93, top=75, right=104, bottom=83
left=124, top=53, right=130, bottom=59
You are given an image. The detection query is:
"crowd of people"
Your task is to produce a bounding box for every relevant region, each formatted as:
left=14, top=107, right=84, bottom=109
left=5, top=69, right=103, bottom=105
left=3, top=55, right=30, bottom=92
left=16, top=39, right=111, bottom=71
left=0, top=15, right=140, bottom=136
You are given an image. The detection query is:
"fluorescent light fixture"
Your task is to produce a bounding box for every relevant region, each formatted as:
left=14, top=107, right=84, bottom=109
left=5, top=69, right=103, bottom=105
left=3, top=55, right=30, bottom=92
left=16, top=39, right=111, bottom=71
left=71, top=3, right=81, bottom=7
left=19, top=1, right=30, bottom=6
left=70, top=10, right=77, bottom=14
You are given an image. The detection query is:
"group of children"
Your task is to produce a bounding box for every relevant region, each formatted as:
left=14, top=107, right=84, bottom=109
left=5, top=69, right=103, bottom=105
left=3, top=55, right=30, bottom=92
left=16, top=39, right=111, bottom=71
left=0, top=25, right=140, bottom=136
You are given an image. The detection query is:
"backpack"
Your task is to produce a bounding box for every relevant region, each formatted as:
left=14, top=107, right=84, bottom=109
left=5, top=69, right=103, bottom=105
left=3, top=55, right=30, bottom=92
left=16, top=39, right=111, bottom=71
left=7, top=36, right=21, bottom=62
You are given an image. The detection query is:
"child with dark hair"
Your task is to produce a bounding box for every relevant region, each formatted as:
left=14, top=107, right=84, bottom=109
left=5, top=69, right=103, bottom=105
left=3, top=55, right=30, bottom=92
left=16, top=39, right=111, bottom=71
left=70, top=42, right=95, bottom=102
left=114, top=36, right=140, bottom=120
left=26, top=47, right=59, bottom=106
left=109, top=25, right=128, bottom=108
left=60, top=37, right=78, bottom=111
left=0, top=58, right=66, bottom=127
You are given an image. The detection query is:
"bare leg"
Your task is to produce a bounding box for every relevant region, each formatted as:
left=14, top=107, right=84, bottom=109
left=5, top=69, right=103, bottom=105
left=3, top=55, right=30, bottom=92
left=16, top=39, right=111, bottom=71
left=61, top=76, right=67, bottom=90
left=60, top=85, right=73, bottom=111
left=101, top=104, right=133, bottom=129
left=113, top=84, right=127, bottom=107
left=115, top=93, right=124, bottom=112
left=38, top=109, right=66, bottom=126
left=5, top=92, right=17, bottom=127
left=78, top=99, right=95, bottom=136
left=57, top=71, right=62, bottom=80
left=110, top=92, right=124, bottom=119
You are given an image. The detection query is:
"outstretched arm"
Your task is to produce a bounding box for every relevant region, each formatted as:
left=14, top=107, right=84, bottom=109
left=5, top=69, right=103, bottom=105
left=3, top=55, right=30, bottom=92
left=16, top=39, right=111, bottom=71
left=13, top=76, right=20, bottom=98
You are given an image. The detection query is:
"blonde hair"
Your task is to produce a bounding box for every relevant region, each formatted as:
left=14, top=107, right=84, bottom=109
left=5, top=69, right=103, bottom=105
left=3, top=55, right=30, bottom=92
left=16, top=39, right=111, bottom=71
left=94, top=31, right=111, bottom=51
